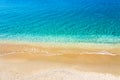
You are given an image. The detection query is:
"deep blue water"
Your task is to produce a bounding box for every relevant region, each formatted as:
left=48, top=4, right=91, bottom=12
left=0, top=0, right=120, bottom=43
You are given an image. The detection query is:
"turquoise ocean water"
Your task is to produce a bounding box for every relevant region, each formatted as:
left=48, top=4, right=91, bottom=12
left=0, top=0, right=120, bottom=43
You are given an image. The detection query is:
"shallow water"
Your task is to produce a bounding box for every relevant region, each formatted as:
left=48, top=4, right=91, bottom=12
left=0, top=0, right=120, bottom=43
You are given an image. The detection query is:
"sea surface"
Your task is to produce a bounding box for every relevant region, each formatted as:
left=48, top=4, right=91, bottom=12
left=0, top=0, right=120, bottom=43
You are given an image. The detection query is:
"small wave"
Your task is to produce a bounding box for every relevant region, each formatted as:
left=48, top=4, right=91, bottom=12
left=0, top=52, right=19, bottom=57
left=83, top=51, right=116, bottom=56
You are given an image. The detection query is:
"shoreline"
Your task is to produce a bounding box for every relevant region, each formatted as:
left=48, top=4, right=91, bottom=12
left=0, top=40, right=120, bottom=56
left=0, top=39, right=120, bottom=48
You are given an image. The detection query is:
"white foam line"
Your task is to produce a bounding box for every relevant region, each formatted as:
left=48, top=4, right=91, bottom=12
left=0, top=50, right=117, bottom=57
left=0, top=51, right=25, bottom=57
left=82, top=51, right=117, bottom=56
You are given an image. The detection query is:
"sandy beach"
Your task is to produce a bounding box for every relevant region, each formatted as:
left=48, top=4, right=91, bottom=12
left=0, top=42, right=120, bottom=80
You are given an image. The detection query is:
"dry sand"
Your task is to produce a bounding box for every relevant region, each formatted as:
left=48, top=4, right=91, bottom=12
left=0, top=42, right=120, bottom=80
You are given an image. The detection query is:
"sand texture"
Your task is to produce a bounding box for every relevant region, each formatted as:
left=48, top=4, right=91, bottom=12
left=0, top=42, right=120, bottom=80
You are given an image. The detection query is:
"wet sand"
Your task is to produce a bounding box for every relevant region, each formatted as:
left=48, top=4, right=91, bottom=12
left=0, top=42, right=120, bottom=80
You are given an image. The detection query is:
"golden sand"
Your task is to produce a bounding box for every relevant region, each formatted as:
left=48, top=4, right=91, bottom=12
left=0, top=42, right=120, bottom=80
